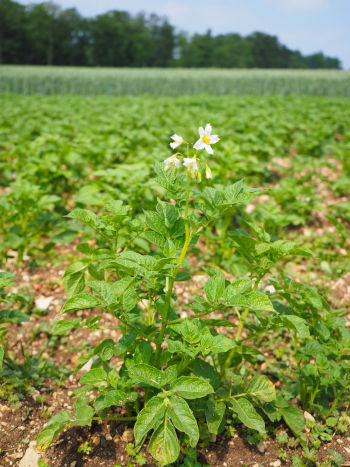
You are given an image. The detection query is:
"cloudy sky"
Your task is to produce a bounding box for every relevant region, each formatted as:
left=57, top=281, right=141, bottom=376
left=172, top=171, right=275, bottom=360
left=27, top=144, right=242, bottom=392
left=18, top=0, right=350, bottom=68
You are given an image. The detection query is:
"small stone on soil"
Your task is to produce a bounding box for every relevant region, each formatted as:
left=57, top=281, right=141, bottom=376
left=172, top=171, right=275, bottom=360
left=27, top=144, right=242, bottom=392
left=19, top=442, right=40, bottom=467
left=257, top=440, right=267, bottom=454
left=121, top=429, right=134, bottom=443
left=270, top=461, right=281, bottom=467
left=91, top=434, right=100, bottom=447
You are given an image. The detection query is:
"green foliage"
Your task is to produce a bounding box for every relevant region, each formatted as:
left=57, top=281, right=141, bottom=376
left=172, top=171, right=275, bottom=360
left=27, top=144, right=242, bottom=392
left=34, top=122, right=350, bottom=466
left=0, top=95, right=348, bottom=464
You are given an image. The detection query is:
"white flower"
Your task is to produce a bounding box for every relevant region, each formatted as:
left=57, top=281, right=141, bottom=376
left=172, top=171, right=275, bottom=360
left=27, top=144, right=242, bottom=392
left=183, top=157, right=198, bottom=174
left=205, top=165, right=212, bottom=179
left=193, top=124, right=219, bottom=155
left=170, top=134, right=184, bottom=149
left=164, top=156, right=181, bottom=170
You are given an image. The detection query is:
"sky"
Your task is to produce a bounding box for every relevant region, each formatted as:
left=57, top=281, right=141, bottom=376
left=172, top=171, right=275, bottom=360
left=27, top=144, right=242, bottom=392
left=18, top=0, right=350, bottom=69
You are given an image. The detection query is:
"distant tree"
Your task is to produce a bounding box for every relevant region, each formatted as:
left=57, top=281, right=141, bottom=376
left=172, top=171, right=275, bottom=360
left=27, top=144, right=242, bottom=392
left=54, top=8, right=88, bottom=66
left=179, top=30, right=214, bottom=67
left=248, top=32, right=285, bottom=68
left=26, top=2, right=62, bottom=65
left=305, top=52, right=341, bottom=69
left=0, top=0, right=26, bottom=64
left=211, top=34, right=254, bottom=68
left=147, top=14, right=175, bottom=67
left=0, top=0, right=342, bottom=69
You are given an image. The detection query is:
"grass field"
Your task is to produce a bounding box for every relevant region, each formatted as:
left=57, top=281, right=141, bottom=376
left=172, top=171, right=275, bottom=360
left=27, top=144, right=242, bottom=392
left=0, top=92, right=349, bottom=466
left=1, top=66, right=350, bottom=96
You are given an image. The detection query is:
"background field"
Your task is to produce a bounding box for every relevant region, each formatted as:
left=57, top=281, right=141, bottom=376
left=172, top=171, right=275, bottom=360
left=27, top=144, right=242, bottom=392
left=1, top=66, right=350, bottom=96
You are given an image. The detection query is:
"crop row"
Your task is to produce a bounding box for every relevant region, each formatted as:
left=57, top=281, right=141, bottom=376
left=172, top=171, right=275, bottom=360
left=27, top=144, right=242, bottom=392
left=1, top=67, right=350, bottom=96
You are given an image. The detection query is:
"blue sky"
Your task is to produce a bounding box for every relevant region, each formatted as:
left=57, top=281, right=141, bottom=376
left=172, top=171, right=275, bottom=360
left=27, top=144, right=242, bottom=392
left=19, top=0, right=350, bottom=68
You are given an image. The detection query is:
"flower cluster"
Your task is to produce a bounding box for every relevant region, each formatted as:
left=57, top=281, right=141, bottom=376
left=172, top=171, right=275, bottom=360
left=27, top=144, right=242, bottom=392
left=164, top=124, right=219, bottom=179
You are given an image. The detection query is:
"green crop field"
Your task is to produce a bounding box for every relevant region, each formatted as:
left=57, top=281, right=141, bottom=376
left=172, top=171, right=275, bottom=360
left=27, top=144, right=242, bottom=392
left=0, top=91, right=349, bottom=466
left=1, top=66, right=350, bottom=96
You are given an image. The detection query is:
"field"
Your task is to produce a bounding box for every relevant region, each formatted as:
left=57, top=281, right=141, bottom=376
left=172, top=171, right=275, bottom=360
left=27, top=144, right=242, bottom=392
left=1, top=67, right=350, bottom=96
left=0, top=90, right=350, bottom=467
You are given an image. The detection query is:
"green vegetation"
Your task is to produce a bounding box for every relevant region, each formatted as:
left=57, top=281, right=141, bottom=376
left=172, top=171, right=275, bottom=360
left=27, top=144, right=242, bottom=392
left=1, top=67, right=350, bottom=96
left=0, top=93, right=349, bottom=466
left=1, top=0, right=341, bottom=68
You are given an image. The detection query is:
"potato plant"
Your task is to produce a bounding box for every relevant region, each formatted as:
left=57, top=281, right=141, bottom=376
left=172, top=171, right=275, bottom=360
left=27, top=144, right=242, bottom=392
left=36, top=126, right=349, bottom=465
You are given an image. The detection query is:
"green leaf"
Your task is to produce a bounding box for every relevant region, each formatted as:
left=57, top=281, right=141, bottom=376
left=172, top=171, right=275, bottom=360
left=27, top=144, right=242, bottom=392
left=204, top=274, right=225, bottom=303
left=246, top=375, right=276, bottom=402
left=79, top=367, right=108, bottom=385
left=167, top=340, right=198, bottom=359
left=61, top=293, right=100, bottom=314
left=51, top=318, right=81, bottom=335
left=193, top=358, right=220, bottom=389
left=146, top=211, right=167, bottom=236
left=0, top=347, right=4, bottom=368
left=230, top=398, right=265, bottom=433
left=281, top=315, right=310, bottom=339
left=0, top=309, right=29, bottom=324
left=36, top=411, right=72, bottom=449
left=168, top=395, right=199, bottom=447
left=205, top=399, right=226, bottom=435
left=223, top=290, right=274, bottom=312
left=169, top=319, right=202, bottom=344
left=0, top=271, right=15, bottom=288
left=122, top=286, right=137, bottom=312
left=156, top=200, right=179, bottom=228
left=129, top=363, right=165, bottom=388
left=148, top=417, right=180, bottom=465
left=201, top=334, right=235, bottom=355
left=227, top=279, right=252, bottom=295
left=162, top=238, right=177, bottom=257
left=67, top=208, right=97, bottom=229
left=116, top=333, right=137, bottom=356
left=94, top=390, right=128, bottom=412
left=279, top=404, right=305, bottom=437
left=134, top=342, right=152, bottom=364
left=221, top=180, right=259, bottom=206
left=134, top=395, right=166, bottom=446
left=72, top=396, right=93, bottom=426
left=63, top=262, right=90, bottom=277
left=93, top=339, right=117, bottom=361
left=171, top=376, right=214, bottom=399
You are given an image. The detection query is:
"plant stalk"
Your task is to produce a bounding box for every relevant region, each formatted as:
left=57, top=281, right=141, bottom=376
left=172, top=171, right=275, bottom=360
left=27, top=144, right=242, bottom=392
left=93, top=416, right=136, bottom=422
left=220, top=307, right=249, bottom=377
left=154, top=171, right=191, bottom=366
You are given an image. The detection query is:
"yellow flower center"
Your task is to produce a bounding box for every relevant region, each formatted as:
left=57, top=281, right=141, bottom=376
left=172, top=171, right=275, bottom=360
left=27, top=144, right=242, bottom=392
left=202, top=135, right=210, bottom=144
left=170, top=160, right=175, bottom=166
left=189, top=162, right=194, bottom=168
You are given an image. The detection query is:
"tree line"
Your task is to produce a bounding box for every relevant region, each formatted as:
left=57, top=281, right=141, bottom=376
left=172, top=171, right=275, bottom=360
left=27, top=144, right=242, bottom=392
left=0, top=0, right=342, bottom=68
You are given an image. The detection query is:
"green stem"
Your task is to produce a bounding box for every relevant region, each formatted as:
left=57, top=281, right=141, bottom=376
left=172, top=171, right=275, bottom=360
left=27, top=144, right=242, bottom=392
left=324, top=392, right=343, bottom=418
left=154, top=172, right=191, bottom=367
left=147, top=295, right=152, bottom=326
left=117, top=316, right=151, bottom=341
left=221, top=307, right=249, bottom=377
left=168, top=308, right=215, bottom=325
left=235, top=307, right=249, bottom=341
left=220, top=275, right=265, bottom=376
left=92, top=416, right=136, bottom=422
left=293, top=333, right=307, bottom=408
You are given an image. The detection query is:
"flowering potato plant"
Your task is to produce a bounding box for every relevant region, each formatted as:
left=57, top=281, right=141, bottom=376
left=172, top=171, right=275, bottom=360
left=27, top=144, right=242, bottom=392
left=36, top=125, right=349, bottom=465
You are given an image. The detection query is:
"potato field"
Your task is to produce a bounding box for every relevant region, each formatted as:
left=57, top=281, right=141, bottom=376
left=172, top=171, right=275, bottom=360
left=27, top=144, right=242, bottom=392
left=0, top=75, right=349, bottom=467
